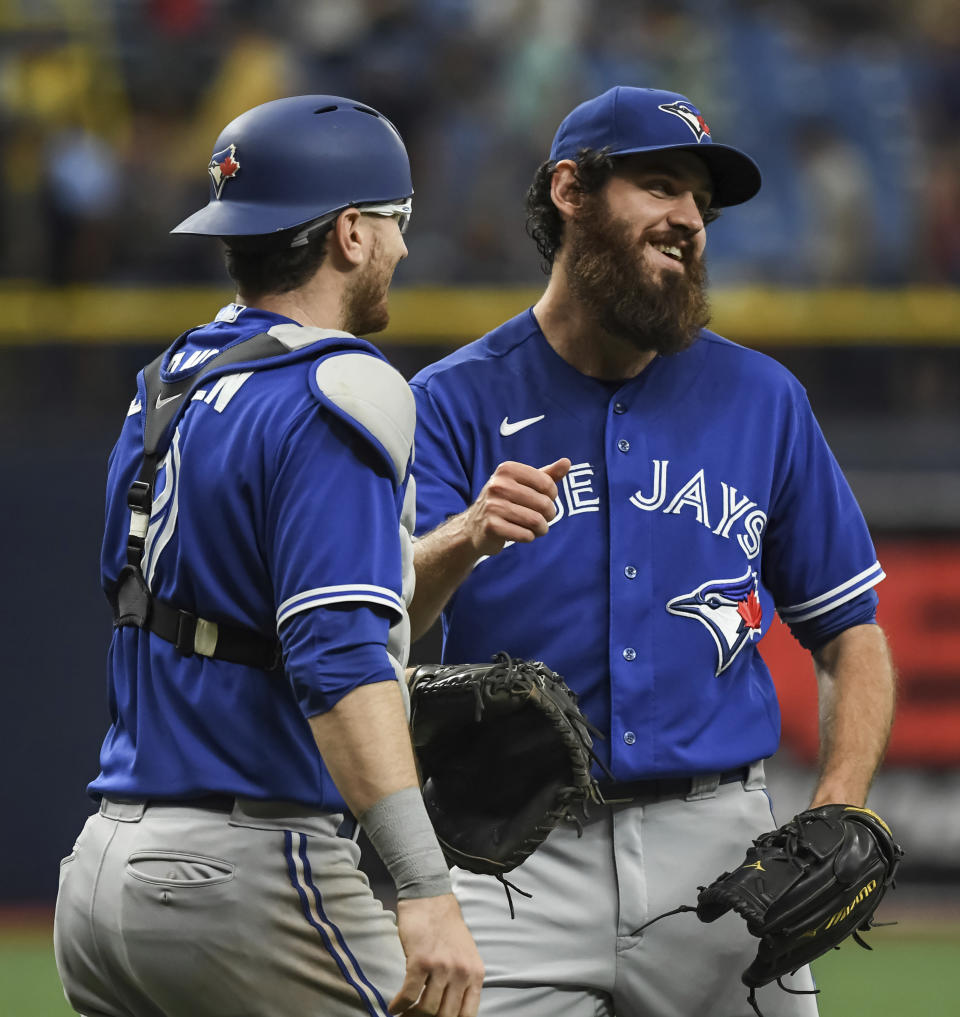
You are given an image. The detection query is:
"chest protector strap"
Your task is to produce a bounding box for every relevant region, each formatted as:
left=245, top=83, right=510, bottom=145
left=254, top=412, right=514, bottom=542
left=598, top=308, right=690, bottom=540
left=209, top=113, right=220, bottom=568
left=112, top=330, right=354, bottom=671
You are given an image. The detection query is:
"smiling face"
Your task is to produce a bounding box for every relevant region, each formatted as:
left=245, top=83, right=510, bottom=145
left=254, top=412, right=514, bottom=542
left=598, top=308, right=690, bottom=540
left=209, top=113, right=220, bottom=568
left=608, top=150, right=713, bottom=277
left=561, top=150, right=714, bottom=356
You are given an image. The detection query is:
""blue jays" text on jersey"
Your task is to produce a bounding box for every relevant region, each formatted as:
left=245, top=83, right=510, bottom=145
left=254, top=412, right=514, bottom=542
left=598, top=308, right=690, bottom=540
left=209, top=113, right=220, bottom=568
left=411, top=309, right=883, bottom=780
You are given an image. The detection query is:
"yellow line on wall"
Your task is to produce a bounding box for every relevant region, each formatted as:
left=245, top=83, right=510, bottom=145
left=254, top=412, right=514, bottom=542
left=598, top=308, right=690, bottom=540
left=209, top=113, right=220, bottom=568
left=0, top=283, right=957, bottom=346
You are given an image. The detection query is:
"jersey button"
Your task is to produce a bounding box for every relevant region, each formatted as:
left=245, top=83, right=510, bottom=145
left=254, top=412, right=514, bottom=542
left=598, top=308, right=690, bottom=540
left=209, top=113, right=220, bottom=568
left=614, top=402, right=627, bottom=414
left=623, top=731, right=637, bottom=745
left=624, top=565, right=637, bottom=579
left=617, top=439, right=630, bottom=453
left=622, top=647, right=636, bottom=661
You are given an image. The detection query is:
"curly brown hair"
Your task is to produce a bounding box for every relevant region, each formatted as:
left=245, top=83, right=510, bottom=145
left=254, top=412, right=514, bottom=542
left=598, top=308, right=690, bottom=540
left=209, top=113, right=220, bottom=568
left=524, top=149, right=616, bottom=272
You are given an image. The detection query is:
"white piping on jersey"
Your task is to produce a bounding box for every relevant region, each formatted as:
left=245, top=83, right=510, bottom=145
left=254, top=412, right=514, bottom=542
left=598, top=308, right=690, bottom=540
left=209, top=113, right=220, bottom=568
left=142, top=430, right=183, bottom=589
left=276, top=584, right=404, bottom=628
left=777, top=561, right=885, bottom=623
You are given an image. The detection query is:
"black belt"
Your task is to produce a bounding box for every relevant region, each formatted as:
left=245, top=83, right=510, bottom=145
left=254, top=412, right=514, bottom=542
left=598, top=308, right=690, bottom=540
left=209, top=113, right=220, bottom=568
left=595, top=767, right=750, bottom=804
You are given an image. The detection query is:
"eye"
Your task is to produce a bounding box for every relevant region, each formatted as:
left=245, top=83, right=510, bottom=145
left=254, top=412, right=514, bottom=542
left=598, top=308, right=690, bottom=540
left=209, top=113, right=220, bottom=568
left=706, top=595, right=722, bottom=608
left=647, top=178, right=674, bottom=196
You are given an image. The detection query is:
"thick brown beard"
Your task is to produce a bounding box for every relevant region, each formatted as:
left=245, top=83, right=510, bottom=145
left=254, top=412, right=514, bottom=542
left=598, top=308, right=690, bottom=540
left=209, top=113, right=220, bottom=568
left=341, top=236, right=393, bottom=336
left=564, top=194, right=711, bottom=357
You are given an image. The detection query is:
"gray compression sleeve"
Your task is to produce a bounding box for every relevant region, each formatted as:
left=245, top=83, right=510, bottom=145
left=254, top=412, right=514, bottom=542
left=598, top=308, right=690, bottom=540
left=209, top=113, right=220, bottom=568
left=358, top=786, right=453, bottom=900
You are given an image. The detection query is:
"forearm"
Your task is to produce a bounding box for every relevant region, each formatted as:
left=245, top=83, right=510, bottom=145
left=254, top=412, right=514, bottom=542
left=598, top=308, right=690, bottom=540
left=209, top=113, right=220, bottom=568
left=310, top=678, right=452, bottom=899
left=309, top=678, right=420, bottom=813
left=408, top=514, right=479, bottom=641
left=409, top=459, right=572, bottom=641
left=809, top=623, right=896, bottom=808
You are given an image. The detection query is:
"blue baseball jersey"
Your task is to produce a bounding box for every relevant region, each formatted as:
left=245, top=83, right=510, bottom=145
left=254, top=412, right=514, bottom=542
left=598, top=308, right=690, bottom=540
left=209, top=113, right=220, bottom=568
left=91, top=305, right=413, bottom=810
left=411, top=309, right=884, bottom=779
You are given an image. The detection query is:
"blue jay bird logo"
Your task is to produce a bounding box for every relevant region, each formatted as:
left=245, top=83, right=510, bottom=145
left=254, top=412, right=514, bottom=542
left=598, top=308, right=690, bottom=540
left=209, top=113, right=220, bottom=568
left=667, top=568, right=763, bottom=675
left=208, top=144, right=241, bottom=199
left=657, top=101, right=712, bottom=142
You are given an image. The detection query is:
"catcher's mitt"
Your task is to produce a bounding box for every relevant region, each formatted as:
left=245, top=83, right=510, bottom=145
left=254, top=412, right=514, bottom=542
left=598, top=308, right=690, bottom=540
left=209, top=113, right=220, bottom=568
left=408, top=652, right=602, bottom=877
left=697, top=804, right=903, bottom=1005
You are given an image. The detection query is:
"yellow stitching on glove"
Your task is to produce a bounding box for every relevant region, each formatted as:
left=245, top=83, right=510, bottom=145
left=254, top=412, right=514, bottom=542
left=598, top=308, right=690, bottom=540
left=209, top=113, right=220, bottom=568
left=842, top=806, right=892, bottom=836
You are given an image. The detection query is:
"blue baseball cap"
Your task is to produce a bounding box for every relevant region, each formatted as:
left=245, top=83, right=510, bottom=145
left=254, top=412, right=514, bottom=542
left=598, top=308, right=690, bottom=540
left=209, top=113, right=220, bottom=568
left=550, top=87, right=761, bottom=207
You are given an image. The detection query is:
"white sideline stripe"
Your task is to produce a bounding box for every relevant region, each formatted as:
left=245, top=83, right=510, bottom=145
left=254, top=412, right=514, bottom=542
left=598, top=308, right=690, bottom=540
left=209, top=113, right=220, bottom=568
left=778, top=571, right=886, bottom=624
left=277, top=593, right=403, bottom=628
left=291, top=835, right=389, bottom=1017
left=778, top=562, right=884, bottom=617
left=277, top=583, right=402, bottom=617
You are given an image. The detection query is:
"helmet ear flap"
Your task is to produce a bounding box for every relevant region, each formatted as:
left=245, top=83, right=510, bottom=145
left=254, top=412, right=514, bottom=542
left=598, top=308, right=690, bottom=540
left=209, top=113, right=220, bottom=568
left=171, top=95, right=413, bottom=240
left=223, top=211, right=342, bottom=255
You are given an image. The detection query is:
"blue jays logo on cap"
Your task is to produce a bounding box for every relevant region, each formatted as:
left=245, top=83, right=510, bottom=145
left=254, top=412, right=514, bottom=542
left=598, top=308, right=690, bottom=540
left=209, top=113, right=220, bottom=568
left=209, top=143, right=241, bottom=199
left=548, top=86, right=762, bottom=208
left=658, top=101, right=711, bottom=143
left=667, top=568, right=763, bottom=676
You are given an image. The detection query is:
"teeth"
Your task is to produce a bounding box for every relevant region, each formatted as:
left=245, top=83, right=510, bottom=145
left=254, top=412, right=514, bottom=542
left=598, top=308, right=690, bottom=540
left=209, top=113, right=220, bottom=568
left=653, top=244, right=683, bottom=261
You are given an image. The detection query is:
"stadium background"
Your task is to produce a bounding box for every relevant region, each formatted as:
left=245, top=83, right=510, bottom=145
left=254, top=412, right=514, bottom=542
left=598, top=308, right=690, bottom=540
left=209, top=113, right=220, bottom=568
left=1, top=0, right=957, bottom=1013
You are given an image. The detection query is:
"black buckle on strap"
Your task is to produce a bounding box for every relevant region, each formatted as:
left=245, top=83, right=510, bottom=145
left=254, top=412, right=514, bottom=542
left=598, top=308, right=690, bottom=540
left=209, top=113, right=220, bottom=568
left=125, top=536, right=146, bottom=566
left=174, top=610, right=197, bottom=656
left=127, top=480, right=153, bottom=511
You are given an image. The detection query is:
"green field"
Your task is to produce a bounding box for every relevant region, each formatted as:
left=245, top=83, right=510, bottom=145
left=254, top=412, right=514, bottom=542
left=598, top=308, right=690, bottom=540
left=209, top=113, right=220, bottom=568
left=3, top=920, right=956, bottom=1016
left=811, top=930, right=956, bottom=1015
left=2, top=931, right=74, bottom=1017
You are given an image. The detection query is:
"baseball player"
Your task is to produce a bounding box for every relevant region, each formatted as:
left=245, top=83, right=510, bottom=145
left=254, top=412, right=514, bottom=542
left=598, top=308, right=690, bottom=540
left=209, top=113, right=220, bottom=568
left=408, top=87, right=896, bottom=1016
left=53, top=95, right=483, bottom=1017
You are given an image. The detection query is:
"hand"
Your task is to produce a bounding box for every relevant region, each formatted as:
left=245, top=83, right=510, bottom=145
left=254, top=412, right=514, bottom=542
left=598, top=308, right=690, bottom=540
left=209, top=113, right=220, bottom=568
left=464, top=458, right=571, bottom=557
left=389, top=894, right=484, bottom=1016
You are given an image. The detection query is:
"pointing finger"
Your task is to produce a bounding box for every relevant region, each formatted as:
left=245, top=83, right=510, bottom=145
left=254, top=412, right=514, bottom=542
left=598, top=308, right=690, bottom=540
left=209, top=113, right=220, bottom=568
left=540, top=458, right=572, bottom=482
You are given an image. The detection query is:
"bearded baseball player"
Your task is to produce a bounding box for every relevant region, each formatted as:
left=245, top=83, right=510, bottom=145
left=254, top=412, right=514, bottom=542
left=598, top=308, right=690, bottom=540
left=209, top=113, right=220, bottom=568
left=408, top=87, right=896, bottom=1016
left=53, top=96, right=483, bottom=1017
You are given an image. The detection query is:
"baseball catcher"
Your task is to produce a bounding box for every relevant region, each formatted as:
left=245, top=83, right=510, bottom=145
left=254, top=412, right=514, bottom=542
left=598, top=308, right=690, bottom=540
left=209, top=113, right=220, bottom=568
left=408, top=652, right=606, bottom=889
left=637, top=804, right=902, bottom=1016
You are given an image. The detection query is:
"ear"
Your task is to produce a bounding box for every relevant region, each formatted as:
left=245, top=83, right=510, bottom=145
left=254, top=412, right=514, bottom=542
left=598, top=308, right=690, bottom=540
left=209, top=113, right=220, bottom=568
left=330, top=208, right=365, bottom=267
left=550, top=159, right=586, bottom=220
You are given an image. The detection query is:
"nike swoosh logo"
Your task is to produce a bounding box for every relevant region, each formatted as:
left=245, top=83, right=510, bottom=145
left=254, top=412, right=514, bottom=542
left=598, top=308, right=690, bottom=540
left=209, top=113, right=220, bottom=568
left=500, top=414, right=545, bottom=436
left=155, top=392, right=183, bottom=409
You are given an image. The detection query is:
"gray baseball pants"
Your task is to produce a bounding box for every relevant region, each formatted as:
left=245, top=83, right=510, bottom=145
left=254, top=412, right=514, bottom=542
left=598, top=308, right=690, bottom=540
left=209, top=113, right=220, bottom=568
left=451, top=764, right=820, bottom=1017
left=54, top=797, right=405, bottom=1017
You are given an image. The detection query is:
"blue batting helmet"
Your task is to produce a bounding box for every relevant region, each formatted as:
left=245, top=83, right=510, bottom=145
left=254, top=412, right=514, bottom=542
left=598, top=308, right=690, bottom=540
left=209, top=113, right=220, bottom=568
left=171, top=95, right=413, bottom=239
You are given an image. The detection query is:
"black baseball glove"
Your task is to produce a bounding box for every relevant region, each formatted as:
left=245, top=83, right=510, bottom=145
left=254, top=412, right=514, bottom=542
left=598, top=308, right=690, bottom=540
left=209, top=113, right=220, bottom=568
left=697, top=804, right=903, bottom=1004
left=408, top=652, right=602, bottom=877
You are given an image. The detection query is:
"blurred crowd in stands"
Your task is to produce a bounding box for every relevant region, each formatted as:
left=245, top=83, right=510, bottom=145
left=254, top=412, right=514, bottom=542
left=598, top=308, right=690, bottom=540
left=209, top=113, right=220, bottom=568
left=0, top=0, right=958, bottom=287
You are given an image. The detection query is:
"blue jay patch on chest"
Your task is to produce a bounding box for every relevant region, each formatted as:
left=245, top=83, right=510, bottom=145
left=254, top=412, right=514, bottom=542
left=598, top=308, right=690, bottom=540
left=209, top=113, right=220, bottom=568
left=667, top=568, right=763, bottom=675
